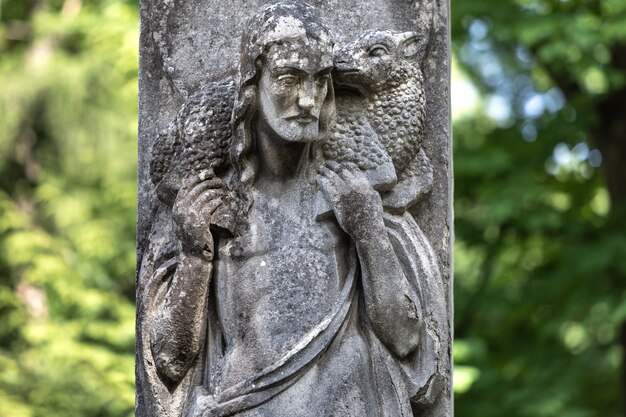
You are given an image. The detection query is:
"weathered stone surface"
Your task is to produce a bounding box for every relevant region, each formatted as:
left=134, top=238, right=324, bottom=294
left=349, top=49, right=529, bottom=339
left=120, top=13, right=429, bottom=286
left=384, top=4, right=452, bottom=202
left=137, top=1, right=452, bottom=416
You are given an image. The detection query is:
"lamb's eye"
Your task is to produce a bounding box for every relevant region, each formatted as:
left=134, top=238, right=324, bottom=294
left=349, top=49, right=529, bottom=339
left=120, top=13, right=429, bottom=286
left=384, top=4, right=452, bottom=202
left=368, top=45, right=389, bottom=57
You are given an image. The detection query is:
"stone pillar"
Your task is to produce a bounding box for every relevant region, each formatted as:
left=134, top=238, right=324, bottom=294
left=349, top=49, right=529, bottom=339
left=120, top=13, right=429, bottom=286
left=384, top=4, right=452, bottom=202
left=137, top=1, right=452, bottom=416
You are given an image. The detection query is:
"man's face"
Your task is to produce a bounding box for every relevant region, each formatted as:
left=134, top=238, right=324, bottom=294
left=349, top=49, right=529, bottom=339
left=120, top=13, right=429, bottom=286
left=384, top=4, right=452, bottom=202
left=257, top=38, right=333, bottom=143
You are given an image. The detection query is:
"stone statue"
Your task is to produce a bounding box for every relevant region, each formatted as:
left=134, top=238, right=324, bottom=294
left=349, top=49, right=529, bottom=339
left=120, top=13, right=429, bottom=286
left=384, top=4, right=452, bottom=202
left=137, top=2, right=449, bottom=416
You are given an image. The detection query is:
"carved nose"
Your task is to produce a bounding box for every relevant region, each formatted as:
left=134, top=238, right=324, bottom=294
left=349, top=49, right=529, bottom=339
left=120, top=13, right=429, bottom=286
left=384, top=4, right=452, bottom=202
left=299, top=96, right=314, bottom=111
left=298, top=85, right=315, bottom=111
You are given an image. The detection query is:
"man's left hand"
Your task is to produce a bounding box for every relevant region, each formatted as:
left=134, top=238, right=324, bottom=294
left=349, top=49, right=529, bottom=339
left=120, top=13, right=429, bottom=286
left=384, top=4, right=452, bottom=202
left=316, top=161, right=386, bottom=241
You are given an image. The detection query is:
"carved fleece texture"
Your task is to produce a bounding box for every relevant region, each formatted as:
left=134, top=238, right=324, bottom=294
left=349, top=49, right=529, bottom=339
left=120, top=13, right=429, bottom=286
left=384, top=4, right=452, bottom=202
left=149, top=80, right=235, bottom=203
left=334, top=30, right=428, bottom=180
left=323, top=99, right=392, bottom=171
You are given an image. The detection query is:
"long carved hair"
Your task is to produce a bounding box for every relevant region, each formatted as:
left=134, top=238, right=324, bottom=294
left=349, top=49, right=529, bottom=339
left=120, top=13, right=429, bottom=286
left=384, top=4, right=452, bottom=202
left=230, top=1, right=336, bottom=194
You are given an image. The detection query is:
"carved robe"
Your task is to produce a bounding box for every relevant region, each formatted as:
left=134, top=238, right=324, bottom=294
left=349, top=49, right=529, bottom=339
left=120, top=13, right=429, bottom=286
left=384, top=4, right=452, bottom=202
left=136, top=189, right=446, bottom=416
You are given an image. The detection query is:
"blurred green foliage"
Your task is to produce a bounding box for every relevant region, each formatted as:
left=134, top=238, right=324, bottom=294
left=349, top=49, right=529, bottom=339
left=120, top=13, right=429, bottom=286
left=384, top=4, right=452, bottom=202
left=452, top=0, right=626, bottom=416
left=0, top=0, right=137, bottom=415
left=1, top=0, right=625, bottom=415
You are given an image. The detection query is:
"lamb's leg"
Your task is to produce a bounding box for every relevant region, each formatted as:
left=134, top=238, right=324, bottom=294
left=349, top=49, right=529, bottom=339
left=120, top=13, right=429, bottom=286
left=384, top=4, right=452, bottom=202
left=382, top=148, right=433, bottom=213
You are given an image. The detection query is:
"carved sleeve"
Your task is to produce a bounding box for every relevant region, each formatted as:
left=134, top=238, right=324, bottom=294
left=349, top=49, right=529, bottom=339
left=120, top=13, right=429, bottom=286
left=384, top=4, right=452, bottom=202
left=150, top=253, right=213, bottom=388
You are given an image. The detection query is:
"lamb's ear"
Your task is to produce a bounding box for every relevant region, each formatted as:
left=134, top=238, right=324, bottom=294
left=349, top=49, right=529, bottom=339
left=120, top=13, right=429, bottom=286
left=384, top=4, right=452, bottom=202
left=399, top=32, right=423, bottom=59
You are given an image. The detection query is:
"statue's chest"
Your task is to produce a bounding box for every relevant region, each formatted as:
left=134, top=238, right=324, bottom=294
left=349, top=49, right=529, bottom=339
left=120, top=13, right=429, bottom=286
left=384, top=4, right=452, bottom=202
left=214, top=185, right=350, bottom=352
left=215, top=183, right=349, bottom=299
left=223, top=185, right=343, bottom=258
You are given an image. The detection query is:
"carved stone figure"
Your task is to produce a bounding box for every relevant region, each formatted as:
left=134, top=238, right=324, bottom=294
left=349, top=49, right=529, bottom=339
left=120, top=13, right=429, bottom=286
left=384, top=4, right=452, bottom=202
left=137, top=1, right=451, bottom=416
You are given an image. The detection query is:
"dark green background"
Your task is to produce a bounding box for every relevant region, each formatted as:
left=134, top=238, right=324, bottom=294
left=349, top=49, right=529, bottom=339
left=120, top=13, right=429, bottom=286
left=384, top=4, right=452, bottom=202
left=0, top=0, right=624, bottom=415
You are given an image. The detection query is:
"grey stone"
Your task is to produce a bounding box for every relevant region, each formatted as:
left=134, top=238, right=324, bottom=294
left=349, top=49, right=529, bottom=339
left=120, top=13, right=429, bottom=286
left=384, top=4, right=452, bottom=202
left=137, top=1, right=452, bottom=416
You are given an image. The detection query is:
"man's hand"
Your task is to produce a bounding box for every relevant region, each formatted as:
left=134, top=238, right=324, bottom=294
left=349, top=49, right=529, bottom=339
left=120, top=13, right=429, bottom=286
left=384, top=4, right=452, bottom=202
left=172, top=170, right=228, bottom=260
left=316, top=161, right=386, bottom=241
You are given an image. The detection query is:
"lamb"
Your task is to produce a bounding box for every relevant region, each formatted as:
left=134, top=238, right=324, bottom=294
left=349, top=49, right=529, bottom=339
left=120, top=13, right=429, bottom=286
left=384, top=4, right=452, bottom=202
left=334, top=30, right=434, bottom=212
left=149, top=80, right=239, bottom=234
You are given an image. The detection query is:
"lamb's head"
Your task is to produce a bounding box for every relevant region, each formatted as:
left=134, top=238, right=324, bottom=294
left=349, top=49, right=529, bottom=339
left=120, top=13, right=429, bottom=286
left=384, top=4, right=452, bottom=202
left=333, top=30, right=425, bottom=95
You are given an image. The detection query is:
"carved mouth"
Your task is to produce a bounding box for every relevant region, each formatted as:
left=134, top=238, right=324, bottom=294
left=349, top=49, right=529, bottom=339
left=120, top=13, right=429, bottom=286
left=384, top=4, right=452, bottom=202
left=334, top=85, right=362, bottom=96
left=333, top=68, right=364, bottom=95
left=332, top=67, right=362, bottom=90
left=287, top=114, right=318, bottom=123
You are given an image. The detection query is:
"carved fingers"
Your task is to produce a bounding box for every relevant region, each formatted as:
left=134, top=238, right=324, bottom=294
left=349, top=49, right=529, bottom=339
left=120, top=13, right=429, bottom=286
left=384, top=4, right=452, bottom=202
left=316, top=161, right=385, bottom=241
left=172, top=170, right=231, bottom=259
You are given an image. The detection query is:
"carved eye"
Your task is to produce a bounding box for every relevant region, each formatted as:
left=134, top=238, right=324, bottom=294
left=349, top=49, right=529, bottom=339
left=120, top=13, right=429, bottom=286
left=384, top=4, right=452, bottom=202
left=368, top=45, right=389, bottom=57
left=277, top=74, right=299, bottom=87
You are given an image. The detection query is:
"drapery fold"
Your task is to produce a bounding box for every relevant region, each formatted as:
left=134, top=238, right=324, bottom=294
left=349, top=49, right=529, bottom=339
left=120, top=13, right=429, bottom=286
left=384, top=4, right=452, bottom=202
left=136, top=207, right=447, bottom=417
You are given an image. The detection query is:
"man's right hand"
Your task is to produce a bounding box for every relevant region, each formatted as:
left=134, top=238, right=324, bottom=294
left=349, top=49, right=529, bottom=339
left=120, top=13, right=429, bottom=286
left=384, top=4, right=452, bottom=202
left=172, top=170, right=227, bottom=260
